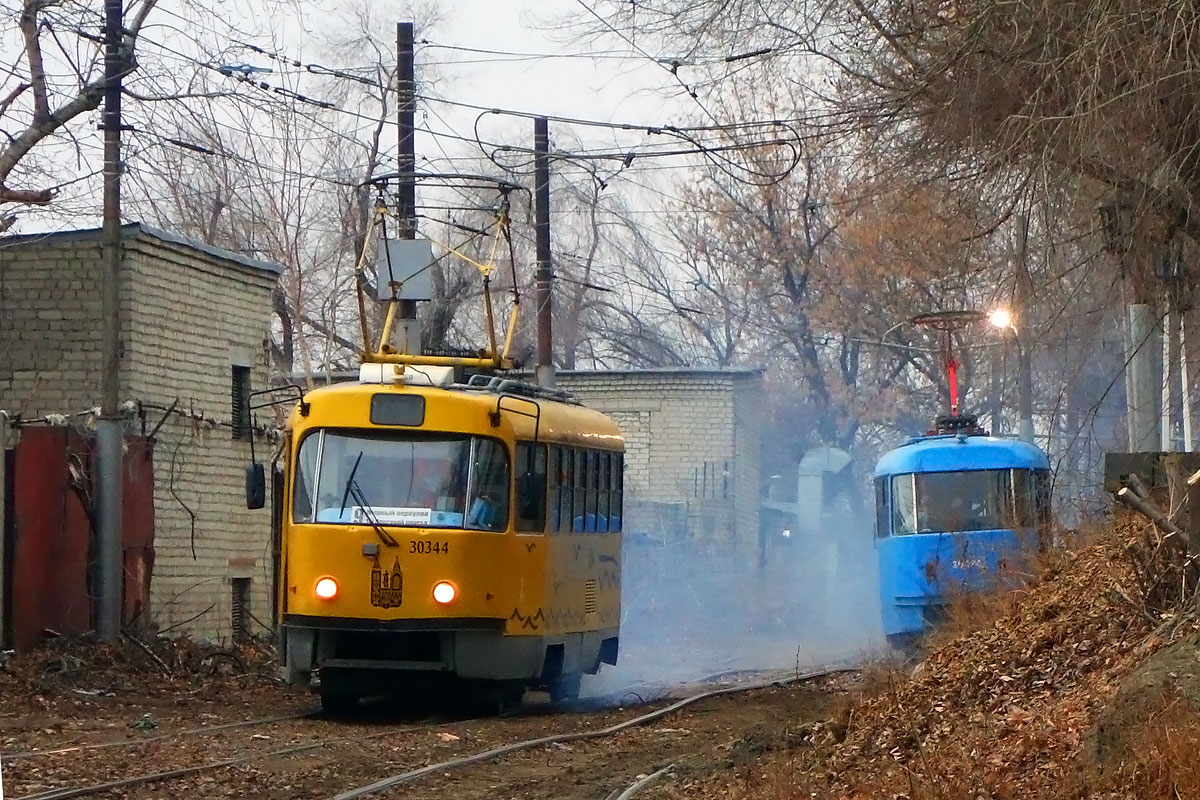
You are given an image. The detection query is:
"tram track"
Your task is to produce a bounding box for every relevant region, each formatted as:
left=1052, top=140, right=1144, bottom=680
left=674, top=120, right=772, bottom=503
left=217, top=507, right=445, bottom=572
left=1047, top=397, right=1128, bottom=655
left=328, top=666, right=845, bottom=799
left=13, top=720, right=448, bottom=800
left=4, top=665, right=852, bottom=800
left=2, top=710, right=319, bottom=762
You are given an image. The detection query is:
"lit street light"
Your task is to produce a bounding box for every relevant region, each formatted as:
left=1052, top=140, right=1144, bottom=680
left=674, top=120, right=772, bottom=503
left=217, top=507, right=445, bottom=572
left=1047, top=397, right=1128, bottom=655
left=987, top=308, right=1013, bottom=330
left=988, top=309, right=1034, bottom=444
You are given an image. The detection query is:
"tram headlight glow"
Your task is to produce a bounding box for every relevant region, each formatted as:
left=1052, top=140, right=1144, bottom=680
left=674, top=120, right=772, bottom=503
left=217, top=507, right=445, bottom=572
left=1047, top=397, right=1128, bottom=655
left=432, top=581, right=457, bottom=605
left=314, top=577, right=339, bottom=600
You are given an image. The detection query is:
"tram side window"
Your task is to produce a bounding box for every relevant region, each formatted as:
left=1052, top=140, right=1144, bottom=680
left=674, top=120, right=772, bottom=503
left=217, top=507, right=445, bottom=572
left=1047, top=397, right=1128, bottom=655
left=292, top=432, right=320, bottom=523
left=874, top=477, right=889, bottom=539
left=1034, top=468, right=1052, bottom=530
left=466, top=438, right=510, bottom=531
left=597, top=453, right=611, bottom=532
left=891, top=474, right=917, bottom=535
left=584, top=451, right=599, bottom=531
left=1012, top=469, right=1033, bottom=528
left=572, top=449, right=587, bottom=531
left=515, top=442, right=547, bottom=532
left=556, top=446, right=574, bottom=533
left=610, top=453, right=624, bottom=531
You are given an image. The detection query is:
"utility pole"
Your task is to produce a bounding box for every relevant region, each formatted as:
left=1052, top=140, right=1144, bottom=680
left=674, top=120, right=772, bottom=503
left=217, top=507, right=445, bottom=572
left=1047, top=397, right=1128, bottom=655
left=395, top=21, right=419, bottom=355
left=1015, top=214, right=1035, bottom=445
left=96, top=0, right=125, bottom=641
left=533, top=117, right=555, bottom=388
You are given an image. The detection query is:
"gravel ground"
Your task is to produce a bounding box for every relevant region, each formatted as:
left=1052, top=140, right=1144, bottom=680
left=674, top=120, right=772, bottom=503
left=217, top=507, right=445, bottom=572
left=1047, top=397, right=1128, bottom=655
left=0, top=639, right=846, bottom=800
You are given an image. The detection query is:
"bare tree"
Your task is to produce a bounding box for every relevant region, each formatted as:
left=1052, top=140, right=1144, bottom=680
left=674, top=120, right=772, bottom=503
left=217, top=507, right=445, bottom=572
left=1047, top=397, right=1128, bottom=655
left=126, top=2, right=462, bottom=381
left=0, top=0, right=164, bottom=229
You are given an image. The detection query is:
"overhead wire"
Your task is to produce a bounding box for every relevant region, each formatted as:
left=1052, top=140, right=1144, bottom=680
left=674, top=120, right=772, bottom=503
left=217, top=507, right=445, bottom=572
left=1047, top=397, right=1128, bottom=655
left=569, top=0, right=722, bottom=125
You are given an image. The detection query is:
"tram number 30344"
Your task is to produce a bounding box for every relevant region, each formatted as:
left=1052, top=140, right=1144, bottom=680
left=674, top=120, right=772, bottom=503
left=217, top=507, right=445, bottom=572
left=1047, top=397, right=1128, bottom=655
left=410, top=540, right=449, bottom=555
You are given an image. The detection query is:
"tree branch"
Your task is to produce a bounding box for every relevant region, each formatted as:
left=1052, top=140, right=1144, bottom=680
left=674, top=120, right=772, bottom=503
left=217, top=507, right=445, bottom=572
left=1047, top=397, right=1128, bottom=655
left=19, top=0, right=52, bottom=124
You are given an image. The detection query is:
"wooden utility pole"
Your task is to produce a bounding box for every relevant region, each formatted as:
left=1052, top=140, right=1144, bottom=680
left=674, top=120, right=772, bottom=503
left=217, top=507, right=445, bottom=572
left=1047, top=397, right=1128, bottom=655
left=534, top=117, right=555, bottom=388
left=95, top=0, right=126, bottom=641
left=395, top=21, right=419, bottom=355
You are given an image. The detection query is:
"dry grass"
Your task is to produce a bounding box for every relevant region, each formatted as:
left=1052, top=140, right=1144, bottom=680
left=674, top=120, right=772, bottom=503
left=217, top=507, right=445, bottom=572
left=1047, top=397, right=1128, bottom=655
left=661, top=513, right=1200, bottom=800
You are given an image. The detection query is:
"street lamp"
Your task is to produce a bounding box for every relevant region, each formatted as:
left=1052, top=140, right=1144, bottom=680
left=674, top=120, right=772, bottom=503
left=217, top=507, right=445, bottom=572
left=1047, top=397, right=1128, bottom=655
left=988, top=308, right=1034, bottom=445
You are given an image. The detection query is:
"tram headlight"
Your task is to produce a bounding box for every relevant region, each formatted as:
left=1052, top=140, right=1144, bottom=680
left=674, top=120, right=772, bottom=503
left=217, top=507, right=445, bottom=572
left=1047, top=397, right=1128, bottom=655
left=315, top=577, right=339, bottom=600
left=432, top=581, right=457, bottom=605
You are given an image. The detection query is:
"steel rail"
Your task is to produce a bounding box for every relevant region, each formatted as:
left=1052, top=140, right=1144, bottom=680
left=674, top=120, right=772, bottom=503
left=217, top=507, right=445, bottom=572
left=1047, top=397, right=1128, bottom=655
left=3, top=710, right=318, bottom=761
left=12, top=720, right=446, bottom=800
left=329, top=666, right=852, bottom=799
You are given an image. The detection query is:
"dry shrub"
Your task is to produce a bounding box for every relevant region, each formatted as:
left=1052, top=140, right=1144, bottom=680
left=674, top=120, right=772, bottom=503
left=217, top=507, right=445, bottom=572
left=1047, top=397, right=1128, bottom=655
left=1065, top=693, right=1200, bottom=799
left=663, top=517, right=1166, bottom=799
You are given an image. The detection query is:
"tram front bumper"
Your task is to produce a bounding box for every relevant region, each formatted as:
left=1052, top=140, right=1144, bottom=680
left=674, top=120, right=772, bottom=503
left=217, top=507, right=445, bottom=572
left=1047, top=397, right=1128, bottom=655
left=280, top=615, right=544, bottom=681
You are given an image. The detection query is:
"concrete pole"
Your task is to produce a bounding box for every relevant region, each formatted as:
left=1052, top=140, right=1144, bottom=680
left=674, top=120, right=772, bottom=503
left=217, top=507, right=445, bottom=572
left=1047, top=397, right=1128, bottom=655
left=1183, top=319, right=1193, bottom=450
left=1162, top=307, right=1173, bottom=449
left=1014, top=213, right=1034, bottom=445
left=533, top=117, right=555, bottom=389
left=395, top=21, right=420, bottom=356
left=1016, top=335, right=1034, bottom=444
left=1169, top=305, right=1184, bottom=450
left=1128, top=303, right=1160, bottom=451
left=95, top=0, right=126, bottom=641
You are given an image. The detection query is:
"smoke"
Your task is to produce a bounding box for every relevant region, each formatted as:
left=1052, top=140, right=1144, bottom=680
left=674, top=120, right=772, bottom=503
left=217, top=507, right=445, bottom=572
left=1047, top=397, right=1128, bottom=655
left=583, top=500, right=887, bottom=698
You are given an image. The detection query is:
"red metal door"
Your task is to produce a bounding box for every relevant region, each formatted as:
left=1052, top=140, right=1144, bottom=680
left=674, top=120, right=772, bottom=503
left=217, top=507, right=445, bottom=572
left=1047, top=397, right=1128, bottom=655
left=121, top=436, right=155, bottom=628
left=11, top=427, right=92, bottom=653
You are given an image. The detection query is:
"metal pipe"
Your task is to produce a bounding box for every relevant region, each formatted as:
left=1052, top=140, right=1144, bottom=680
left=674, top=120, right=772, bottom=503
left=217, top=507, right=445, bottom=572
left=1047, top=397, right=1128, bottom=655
left=376, top=299, right=399, bottom=354
left=481, top=277, right=499, bottom=358
left=500, top=298, right=520, bottom=361
left=367, top=353, right=512, bottom=369
left=354, top=207, right=382, bottom=353
left=96, top=0, right=125, bottom=642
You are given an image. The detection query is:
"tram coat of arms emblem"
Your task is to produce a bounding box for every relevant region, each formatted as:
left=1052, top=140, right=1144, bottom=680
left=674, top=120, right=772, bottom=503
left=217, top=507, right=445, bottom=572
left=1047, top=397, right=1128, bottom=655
left=370, top=555, right=403, bottom=608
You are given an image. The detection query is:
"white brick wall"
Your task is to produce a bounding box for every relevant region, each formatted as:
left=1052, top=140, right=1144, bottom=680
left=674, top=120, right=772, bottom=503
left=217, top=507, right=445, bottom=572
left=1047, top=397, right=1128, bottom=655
left=0, top=225, right=279, bottom=642
left=553, top=369, right=764, bottom=559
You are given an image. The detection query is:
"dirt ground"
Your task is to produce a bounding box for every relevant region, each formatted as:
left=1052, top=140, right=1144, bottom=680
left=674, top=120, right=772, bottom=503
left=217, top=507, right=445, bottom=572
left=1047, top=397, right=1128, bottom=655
left=0, top=639, right=845, bottom=800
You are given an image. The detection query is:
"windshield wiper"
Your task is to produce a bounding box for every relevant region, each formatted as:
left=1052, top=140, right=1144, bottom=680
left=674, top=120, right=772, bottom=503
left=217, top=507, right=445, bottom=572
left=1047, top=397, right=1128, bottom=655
left=339, top=451, right=364, bottom=517
left=348, top=481, right=399, bottom=547
left=337, top=451, right=398, bottom=546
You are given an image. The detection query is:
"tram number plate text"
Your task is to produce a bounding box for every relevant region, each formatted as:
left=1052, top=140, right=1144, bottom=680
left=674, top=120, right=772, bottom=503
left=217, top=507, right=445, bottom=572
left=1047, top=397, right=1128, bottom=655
left=410, top=540, right=449, bottom=555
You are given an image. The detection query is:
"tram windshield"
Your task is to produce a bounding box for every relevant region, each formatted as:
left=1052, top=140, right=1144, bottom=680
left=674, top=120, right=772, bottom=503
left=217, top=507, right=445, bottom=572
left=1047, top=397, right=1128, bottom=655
left=291, top=430, right=510, bottom=531
left=888, top=468, right=1049, bottom=535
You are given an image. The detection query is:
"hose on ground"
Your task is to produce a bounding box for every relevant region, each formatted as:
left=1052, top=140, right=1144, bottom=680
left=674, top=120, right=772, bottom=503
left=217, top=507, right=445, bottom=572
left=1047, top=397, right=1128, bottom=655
left=330, top=666, right=847, bottom=800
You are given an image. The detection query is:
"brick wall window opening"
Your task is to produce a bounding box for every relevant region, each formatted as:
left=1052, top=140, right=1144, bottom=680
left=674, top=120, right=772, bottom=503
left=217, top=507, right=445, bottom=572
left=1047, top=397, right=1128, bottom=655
left=231, top=365, right=251, bottom=439
left=231, top=577, right=251, bottom=643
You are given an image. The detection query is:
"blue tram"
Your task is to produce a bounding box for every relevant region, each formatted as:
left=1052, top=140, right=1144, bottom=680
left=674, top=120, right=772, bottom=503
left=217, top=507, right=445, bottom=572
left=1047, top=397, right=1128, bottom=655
left=873, top=415, right=1051, bottom=642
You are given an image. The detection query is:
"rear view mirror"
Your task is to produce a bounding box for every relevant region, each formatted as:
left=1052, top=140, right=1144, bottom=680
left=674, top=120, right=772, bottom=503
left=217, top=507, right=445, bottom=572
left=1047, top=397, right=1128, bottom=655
left=246, top=462, right=266, bottom=509
left=517, top=472, right=544, bottom=520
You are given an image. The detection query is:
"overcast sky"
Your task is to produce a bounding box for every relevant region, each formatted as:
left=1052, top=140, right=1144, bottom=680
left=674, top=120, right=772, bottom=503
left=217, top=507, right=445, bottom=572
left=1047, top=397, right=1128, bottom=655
left=5, top=0, right=712, bottom=233
left=422, top=0, right=694, bottom=126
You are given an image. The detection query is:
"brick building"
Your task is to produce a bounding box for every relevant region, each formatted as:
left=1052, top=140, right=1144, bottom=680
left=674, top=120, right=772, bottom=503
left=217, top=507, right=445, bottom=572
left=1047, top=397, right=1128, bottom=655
left=553, top=368, right=764, bottom=557
left=0, top=223, right=279, bottom=641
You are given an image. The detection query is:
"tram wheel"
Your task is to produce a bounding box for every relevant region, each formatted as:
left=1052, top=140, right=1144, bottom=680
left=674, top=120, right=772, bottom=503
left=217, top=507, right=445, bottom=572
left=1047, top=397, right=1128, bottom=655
left=549, top=672, right=582, bottom=704
left=320, top=691, right=360, bottom=715
left=886, top=633, right=922, bottom=662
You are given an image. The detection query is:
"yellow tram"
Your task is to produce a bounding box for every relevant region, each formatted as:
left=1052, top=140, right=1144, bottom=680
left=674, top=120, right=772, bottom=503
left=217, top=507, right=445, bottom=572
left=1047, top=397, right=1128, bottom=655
left=247, top=197, right=625, bottom=711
